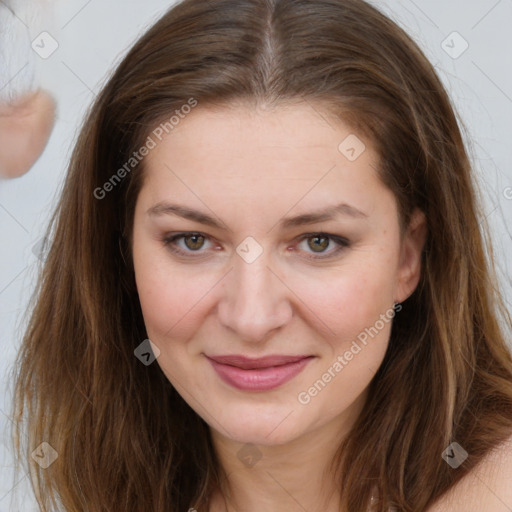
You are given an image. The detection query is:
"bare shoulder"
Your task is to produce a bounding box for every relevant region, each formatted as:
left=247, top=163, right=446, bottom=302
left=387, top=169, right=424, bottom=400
left=426, top=435, right=512, bottom=512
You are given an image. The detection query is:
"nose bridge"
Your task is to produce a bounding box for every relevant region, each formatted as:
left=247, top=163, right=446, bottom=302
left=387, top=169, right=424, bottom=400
left=218, top=243, right=290, bottom=341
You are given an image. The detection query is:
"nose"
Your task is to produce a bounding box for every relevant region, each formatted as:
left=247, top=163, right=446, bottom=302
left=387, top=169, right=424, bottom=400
left=217, top=247, right=292, bottom=343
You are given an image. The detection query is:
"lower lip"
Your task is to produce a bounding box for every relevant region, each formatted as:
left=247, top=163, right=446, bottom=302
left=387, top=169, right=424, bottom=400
left=207, top=356, right=314, bottom=391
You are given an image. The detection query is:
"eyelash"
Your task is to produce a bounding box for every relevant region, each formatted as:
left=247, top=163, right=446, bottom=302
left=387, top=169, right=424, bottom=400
left=161, top=232, right=350, bottom=261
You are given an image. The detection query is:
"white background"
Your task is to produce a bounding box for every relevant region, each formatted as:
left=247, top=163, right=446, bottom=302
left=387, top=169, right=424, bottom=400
left=0, top=0, right=511, bottom=509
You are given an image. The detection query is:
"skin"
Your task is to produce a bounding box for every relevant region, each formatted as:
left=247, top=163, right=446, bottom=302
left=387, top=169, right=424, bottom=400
left=131, top=101, right=428, bottom=512
left=429, top=439, right=512, bottom=512
left=0, top=90, right=56, bottom=179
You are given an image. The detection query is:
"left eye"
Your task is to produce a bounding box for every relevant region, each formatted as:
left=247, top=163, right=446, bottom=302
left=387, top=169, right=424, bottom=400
left=296, top=233, right=349, bottom=259
left=162, top=232, right=349, bottom=260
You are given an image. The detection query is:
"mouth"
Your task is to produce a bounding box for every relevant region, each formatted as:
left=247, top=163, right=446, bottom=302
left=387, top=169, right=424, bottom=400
left=204, top=354, right=315, bottom=391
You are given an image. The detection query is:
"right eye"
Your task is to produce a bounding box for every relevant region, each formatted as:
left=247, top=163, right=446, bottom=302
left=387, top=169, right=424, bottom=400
left=162, top=232, right=214, bottom=258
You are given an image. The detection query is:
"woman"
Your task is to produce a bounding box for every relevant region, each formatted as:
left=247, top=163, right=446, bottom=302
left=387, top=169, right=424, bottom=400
left=11, top=0, right=512, bottom=510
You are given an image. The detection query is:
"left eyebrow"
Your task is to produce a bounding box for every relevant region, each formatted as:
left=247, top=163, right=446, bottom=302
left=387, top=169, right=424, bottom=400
left=146, top=201, right=368, bottom=230
left=280, top=202, right=368, bottom=229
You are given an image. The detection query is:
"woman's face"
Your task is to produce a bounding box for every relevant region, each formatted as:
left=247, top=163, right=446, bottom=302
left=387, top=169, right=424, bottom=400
left=131, top=102, right=426, bottom=446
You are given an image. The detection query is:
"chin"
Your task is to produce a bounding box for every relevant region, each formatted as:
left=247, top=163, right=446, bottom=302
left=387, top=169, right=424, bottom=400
left=209, top=401, right=309, bottom=446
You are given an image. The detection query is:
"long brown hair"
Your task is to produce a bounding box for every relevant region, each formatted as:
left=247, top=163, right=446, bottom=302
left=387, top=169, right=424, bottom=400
left=10, top=0, right=512, bottom=510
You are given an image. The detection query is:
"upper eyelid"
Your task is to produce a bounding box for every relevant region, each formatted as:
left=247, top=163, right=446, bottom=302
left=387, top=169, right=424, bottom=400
left=164, top=231, right=347, bottom=242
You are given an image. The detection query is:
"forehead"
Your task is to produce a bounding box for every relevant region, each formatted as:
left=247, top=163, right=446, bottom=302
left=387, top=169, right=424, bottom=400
left=151, top=101, right=362, bottom=154
left=144, top=101, right=378, bottom=177
left=138, top=101, right=392, bottom=223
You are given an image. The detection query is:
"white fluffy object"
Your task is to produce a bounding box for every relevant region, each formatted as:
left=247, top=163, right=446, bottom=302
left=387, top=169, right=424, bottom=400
left=0, top=0, right=49, bottom=103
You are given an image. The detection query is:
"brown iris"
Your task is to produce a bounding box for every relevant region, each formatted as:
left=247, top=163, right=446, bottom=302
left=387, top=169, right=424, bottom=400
left=183, top=234, right=206, bottom=251
left=307, top=235, right=330, bottom=253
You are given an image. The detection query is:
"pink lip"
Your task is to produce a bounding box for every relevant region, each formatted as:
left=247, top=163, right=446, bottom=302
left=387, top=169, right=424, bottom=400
left=205, top=354, right=314, bottom=391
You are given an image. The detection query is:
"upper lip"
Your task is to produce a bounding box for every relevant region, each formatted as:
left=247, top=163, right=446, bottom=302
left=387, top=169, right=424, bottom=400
left=205, top=354, right=312, bottom=369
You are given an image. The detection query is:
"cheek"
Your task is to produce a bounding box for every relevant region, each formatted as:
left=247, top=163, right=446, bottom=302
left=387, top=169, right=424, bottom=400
left=132, top=231, right=192, bottom=339
left=132, top=228, right=228, bottom=346
left=289, top=252, right=398, bottom=338
left=295, top=266, right=395, bottom=416
left=134, top=258, right=211, bottom=340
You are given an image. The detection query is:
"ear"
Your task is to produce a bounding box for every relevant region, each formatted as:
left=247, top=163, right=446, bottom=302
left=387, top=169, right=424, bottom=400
left=395, top=207, right=427, bottom=303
